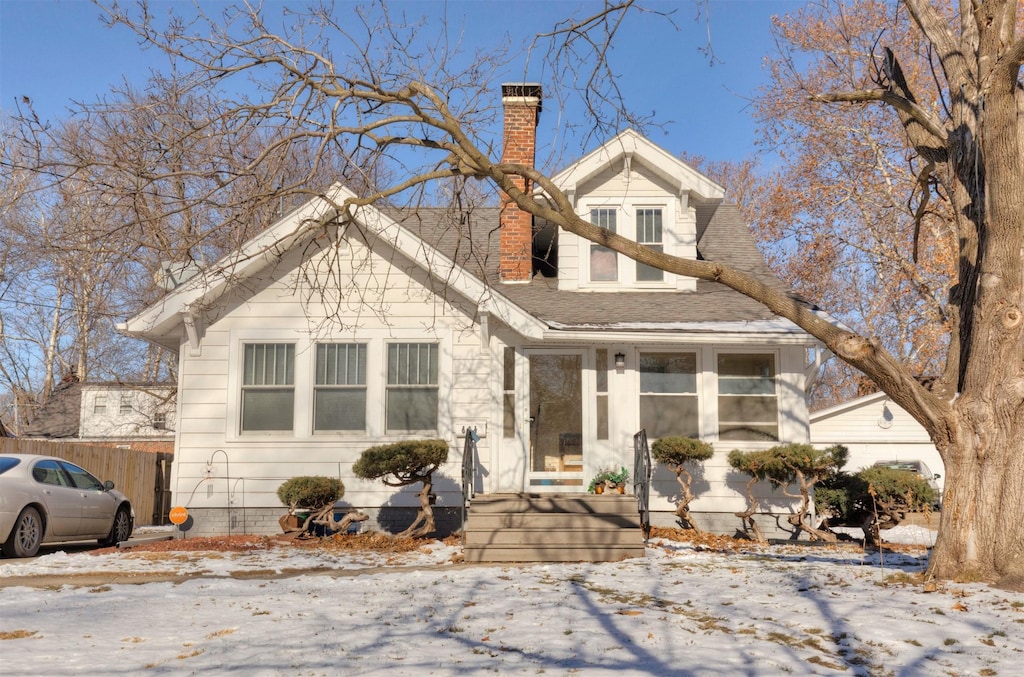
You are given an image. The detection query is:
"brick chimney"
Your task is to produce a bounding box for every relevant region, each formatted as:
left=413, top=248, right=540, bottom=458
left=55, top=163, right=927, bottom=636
left=499, top=83, right=542, bottom=283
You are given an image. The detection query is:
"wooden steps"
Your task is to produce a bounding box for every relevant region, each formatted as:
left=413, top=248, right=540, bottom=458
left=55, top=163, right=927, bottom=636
left=463, top=493, right=646, bottom=563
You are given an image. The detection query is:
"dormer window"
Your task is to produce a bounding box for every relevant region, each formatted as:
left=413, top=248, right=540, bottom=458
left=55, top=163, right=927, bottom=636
left=589, top=208, right=618, bottom=281
left=583, top=201, right=673, bottom=288
left=635, top=208, right=664, bottom=282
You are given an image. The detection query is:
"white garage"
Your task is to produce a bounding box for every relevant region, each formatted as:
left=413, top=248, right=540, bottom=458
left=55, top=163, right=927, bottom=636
left=809, top=391, right=945, bottom=494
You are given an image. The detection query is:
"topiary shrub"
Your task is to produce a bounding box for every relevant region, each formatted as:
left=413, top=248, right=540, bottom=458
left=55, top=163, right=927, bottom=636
left=853, top=465, right=937, bottom=546
left=275, top=476, right=348, bottom=535
left=353, top=438, right=449, bottom=538
left=728, top=444, right=848, bottom=542
left=650, top=436, right=714, bottom=532
left=277, top=476, right=345, bottom=510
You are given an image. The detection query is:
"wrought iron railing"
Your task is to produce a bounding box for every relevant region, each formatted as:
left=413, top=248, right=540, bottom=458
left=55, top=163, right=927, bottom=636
left=461, top=427, right=479, bottom=546
left=633, top=428, right=652, bottom=543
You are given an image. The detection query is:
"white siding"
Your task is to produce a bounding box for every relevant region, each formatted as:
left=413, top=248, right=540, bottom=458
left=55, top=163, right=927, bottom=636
left=810, top=393, right=944, bottom=490
left=169, top=234, right=491, bottom=515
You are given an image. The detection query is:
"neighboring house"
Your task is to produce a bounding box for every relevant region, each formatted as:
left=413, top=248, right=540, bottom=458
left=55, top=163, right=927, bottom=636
left=21, top=379, right=176, bottom=453
left=120, top=84, right=826, bottom=538
left=809, top=391, right=945, bottom=493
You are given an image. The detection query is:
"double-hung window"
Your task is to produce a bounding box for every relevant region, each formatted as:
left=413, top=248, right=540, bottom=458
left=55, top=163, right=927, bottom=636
left=93, top=394, right=107, bottom=415
left=119, top=394, right=133, bottom=415
left=314, top=343, right=367, bottom=432
left=241, top=343, right=295, bottom=432
left=639, top=352, right=699, bottom=438
left=589, top=208, right=618, bottom=282
left=635, top=208, right=664, bottom=282
left=386, top=343, right=439, bottom=432
left=717, top=354, right=778, bottom=441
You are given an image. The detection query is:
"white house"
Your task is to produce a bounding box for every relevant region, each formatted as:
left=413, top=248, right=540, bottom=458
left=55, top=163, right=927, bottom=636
left=22, top=379, right=176, bottom=452
left=120, top=84, right=827, bottom=538
left=810, top=391, right=945, bottom=493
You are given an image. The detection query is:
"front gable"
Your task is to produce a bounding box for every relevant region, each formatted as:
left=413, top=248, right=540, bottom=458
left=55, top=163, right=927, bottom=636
left=549, top=129, right=724, bottom=293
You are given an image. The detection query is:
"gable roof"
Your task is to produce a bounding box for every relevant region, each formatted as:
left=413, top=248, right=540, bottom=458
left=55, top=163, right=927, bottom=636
left=550, top=129, right=725, bottom=203
left=121, top=133, right=822, bottom=349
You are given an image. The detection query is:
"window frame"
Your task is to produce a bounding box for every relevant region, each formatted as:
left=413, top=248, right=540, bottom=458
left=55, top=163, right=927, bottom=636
left=637, top=350, right=701, bottom=439
left=715, top=351, right=780, bottom=443
left=239, top=342, right=297, bottom=434
left=313, top=342, right=368, bottom=434
left=385, top=342, right=440, bottom=434
left=580, top=199, right=674, bottom=289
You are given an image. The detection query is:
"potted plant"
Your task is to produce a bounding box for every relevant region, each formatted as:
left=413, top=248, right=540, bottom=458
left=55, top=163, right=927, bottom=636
left=588, top=466, right=630, bottom=494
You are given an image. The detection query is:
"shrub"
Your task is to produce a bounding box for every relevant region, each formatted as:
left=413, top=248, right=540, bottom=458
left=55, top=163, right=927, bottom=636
left=728, top=444, right=848, bottom=542
left=651, top=436, right=714, bottom=532
left=276, top=476, right=344, bottom=510
left=353, top=439, right=449, bottom=483
left=651, top=436, right=715, bottom=467
left=354, top=439, right=449, bottom=538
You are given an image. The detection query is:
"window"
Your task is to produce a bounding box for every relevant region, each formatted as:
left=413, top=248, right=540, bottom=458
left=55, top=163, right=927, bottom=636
left=635, top=208, right=664, bottom=282
left=718, top=354, right=778, bottom=441
left=314, top=343, right=367, bottom=432
left=153, top=412, right=167, bottom=430
left=639, top=352, right=699, bottom=438
left=119, top=394, right=133, bottom=415
left=241, top=343, right=295, bottom=432
left=93, top=394, right=107, bottom=415
left=589, top=208, right=618, bottom=282
left=386, top=343, right=438, bottom=432
left=595, top=349, right=609, bottom=440
left=502, top=347, right=515, bottom=438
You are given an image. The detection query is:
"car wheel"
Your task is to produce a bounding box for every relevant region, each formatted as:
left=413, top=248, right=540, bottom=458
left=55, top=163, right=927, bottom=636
left=3, top=506, right=43, bottom=558
left=101, top=506, right=133, bottom=547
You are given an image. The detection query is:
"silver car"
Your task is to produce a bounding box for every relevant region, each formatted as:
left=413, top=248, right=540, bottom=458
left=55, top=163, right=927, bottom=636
left=0, top=454, right=134, bottom=558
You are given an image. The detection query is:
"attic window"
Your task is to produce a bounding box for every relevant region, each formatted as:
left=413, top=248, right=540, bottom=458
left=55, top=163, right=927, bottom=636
left=589, top=208, right=618, bottom=282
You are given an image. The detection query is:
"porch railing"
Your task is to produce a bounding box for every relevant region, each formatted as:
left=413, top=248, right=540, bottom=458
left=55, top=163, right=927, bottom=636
left=461, top=427, right=479, bottom=545
left=633, top=428, right=652, bottom=543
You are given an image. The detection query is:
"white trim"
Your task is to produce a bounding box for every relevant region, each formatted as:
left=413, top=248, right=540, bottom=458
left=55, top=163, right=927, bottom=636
left=549, top=129, right=725, bottom=203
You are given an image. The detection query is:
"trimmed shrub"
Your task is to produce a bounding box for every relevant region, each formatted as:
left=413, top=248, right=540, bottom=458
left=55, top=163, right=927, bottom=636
left=353, top=439, right=449, bottom=483
left=277, top=476, right=344, bottom=510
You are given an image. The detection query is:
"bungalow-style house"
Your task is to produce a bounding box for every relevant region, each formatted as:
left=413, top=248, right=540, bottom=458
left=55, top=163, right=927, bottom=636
left=120, top=84, right=825, bottom=546
left=20, top=378, right=176, bottom=453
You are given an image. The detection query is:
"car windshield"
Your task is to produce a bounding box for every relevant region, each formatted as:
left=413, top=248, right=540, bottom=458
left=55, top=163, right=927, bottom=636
left=0, top=456, right=22, bottom=475
left=878, top=461, right=922, bottom=473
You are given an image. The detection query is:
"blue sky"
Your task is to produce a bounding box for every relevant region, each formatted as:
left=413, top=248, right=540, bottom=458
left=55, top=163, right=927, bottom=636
left=1, top=0, right=804, bottom=168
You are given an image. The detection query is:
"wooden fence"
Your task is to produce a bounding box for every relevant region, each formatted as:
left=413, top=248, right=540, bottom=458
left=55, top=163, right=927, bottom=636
left=0, top=438, right=173, bottom=526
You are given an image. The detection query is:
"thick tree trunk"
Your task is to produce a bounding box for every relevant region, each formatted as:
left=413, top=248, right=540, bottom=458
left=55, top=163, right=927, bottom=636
left=928, top=419, right=1024, bottom=590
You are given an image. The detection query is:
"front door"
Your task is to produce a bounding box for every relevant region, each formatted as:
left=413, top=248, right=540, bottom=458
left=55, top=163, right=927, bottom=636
left=527, top=351, right=585, bottom=490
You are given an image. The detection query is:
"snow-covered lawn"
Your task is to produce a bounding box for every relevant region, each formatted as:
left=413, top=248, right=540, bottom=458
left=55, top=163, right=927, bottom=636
left=1, top=526, right=1021, bottom=676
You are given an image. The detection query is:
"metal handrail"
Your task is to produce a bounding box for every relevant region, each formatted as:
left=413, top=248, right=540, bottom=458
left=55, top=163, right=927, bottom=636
left=461, top=427, right=479, bottom=546
left=633, top=429, right=652, bottom=543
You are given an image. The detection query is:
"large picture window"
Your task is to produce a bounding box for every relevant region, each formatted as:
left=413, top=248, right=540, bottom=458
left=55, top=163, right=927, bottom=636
left=386, top=343, right=439, bottom=432
left=718, top=354, right=778, bottom=441
left=639, top=352, right=699, bottom=438
left=241, top=343, right=295, bottom=432
left=314, top=343, right=367, bottom=432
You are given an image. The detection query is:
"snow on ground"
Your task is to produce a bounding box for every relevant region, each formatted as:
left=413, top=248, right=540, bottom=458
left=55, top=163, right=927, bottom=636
left=1, top=525, right=1021, bottom=676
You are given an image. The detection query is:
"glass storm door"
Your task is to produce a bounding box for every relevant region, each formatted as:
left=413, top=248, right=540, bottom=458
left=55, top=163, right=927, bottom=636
left=527, top=351, right=584, bottom=489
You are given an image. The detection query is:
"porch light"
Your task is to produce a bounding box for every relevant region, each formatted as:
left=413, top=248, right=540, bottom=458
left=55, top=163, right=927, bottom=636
left=614, top=352, right=626, bottom=369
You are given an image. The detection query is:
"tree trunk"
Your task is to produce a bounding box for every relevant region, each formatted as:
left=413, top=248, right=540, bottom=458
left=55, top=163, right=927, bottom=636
left=397, top=476, right=436, bottom=538
left=928, top=420, right=1024, bottom=590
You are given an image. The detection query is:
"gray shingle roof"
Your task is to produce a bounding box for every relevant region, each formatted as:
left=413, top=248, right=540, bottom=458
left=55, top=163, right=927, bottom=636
left=382, top=202, right=807, bottom=330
